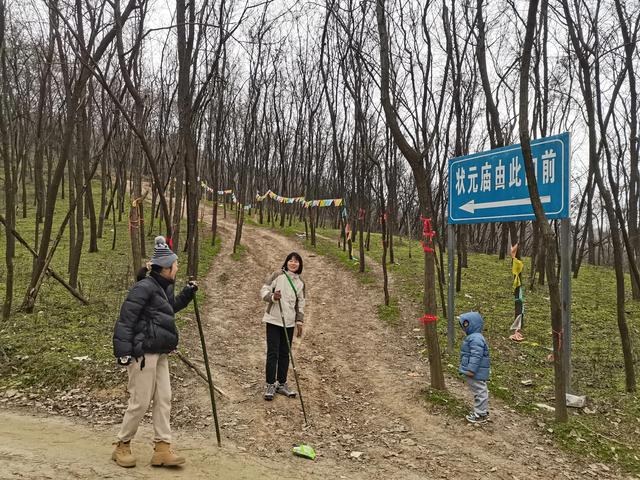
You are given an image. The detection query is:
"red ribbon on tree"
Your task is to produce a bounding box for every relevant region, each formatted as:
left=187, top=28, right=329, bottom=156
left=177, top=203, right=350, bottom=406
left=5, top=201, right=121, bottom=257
left=167, top=237, right=173, bottom=250
left=419, top=313, right=438, bottom=325
left=420, top=217, right=435, bottom=253
left=553, top=328, right=563, bottom=354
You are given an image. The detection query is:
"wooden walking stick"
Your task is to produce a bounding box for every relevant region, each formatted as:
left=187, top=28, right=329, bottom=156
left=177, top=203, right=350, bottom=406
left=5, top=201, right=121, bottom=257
left=277, top=298, right=309, bottom=426
left=192, top=292, right=222, bottom=446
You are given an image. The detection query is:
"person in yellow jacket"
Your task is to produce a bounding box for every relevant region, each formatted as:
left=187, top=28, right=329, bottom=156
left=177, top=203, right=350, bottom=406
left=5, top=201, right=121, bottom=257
left=260, top=252, right=306, bottom=400
left=509, top=244, right=525, bottom=342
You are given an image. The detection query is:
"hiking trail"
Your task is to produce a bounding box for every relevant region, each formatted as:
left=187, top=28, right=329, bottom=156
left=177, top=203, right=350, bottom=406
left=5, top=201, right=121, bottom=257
left=0, top=214, right=626, bottom=479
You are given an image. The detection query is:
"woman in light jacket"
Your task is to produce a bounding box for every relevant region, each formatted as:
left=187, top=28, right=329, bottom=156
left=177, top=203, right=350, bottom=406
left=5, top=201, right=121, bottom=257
left=260, top=252, right=305, bottom=400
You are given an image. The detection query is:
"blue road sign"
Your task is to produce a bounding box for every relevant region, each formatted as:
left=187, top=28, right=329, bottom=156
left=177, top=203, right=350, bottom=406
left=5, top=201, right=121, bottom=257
left=448, top=132, right=570, bottom=224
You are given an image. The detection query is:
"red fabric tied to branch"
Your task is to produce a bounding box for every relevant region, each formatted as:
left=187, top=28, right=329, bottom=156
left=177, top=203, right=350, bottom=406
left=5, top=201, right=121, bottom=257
left=421, top=242, right=434, bottom=252
left=419, top=314, right=438, bottom=325
left=420, top=217, right=435, bottom=252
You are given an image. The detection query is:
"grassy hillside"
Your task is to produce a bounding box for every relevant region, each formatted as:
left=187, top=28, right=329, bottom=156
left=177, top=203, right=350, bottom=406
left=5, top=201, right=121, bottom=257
left=0, top=186, right=220, bottom=391
left=2, top=193, right=638, bottom=472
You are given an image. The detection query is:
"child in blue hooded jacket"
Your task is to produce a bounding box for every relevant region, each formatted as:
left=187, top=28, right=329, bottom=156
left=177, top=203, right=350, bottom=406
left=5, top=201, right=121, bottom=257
left=459, top=311, right=490, bottom=423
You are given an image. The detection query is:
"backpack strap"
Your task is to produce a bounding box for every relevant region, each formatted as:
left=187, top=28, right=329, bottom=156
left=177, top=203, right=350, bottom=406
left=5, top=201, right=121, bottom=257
left=282, top=271, right=298, bottom=295
left=283, top=271, right=305, bottom=322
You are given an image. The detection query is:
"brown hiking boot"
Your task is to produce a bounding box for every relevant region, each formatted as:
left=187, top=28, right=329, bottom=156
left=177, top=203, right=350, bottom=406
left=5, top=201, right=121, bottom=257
left=111, top=441, right=136, bottom=468
left=151, top=441, right=186, bottom=467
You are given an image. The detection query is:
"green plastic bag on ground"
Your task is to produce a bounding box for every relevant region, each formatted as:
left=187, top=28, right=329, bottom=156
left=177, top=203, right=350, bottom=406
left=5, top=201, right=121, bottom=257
left=292, top=444, right=316, bottom=460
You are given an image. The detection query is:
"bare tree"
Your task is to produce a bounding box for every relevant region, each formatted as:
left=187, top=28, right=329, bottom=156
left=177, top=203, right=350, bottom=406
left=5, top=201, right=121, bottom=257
left=562, top=0, right=636, bottom=392
left=22, top=0, right=139, bottom=312
left=521, top=0, right=567, bottom=421
left=376, top=0, right=445, bottom=390
left=0, top=0, right=16, bottom=319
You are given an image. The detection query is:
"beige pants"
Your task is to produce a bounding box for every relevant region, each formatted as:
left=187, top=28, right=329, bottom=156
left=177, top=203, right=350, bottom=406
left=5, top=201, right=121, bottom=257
left=117, top=353, right=172, bottom=443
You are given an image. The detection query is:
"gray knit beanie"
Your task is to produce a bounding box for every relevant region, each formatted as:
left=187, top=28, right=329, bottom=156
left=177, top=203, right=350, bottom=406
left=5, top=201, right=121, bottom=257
left=150, top=236, right=178, bottom=268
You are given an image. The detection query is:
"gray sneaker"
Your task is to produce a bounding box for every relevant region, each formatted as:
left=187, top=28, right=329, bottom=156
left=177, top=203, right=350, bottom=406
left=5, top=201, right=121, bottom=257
left=276, top=382, right=297, bottom=398
left=264, top=383, right=276, bottom=401
left=465, top=412, right=488, bottom=424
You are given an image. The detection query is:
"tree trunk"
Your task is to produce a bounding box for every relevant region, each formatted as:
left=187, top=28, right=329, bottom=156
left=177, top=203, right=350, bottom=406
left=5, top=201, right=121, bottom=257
left=522, top=0, right=567, bottom=421
left=499, top=222, right=509, bottom=259
left=129, top=199, right=143, bottom=279
left=84, top=85, right=98, bottom=253
left=97, top=152, right=107, bottom=239
left=571, top=173, right=593, bottom=278
left=68, top=110, right=86, bottom=289
left=377, top=163, right=390, bottom=306
left=1, top=0, right=15, bottom=319
left=562, top=0, right=636, bottom=392
left=176, top=0, right=199, bottom=278
left=376, top=0, right=444, bottom=390
left=614, top=0, right=640, bottom=300
left=32, top=2, right=56, bottom=251
left=358, top=208, right=365, bottom=273
left=68, top=142, right=77, bottom=278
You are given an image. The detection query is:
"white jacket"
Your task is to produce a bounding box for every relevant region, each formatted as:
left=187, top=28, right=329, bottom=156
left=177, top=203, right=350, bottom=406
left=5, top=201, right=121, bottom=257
left=260, top=270, right=305, bottom=328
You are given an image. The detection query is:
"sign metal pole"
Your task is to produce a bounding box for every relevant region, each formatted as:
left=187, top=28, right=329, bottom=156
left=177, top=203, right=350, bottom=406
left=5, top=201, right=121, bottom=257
left=561, top=218, right=572, bottom=393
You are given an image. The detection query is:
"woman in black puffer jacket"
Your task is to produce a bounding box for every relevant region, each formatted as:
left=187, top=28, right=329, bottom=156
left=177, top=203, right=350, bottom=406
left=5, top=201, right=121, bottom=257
left=111, top=236, right=197, bottom=469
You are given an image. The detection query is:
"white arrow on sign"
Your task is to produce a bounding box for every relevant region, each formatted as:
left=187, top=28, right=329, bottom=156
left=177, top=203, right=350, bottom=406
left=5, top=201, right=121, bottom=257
left=460, top=195, right=551, bottom=214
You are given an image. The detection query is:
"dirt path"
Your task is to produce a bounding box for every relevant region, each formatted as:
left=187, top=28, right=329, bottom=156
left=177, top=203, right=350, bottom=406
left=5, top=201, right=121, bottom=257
left=0, top=213, right=628, bottom=479
left=0, top=409, right=307, bottom=480
left=176, top=215, right=625, bottom=480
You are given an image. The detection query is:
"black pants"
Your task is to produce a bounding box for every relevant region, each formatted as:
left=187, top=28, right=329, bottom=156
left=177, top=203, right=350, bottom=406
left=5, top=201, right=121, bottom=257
left=265, top=323, right=294, bottom=384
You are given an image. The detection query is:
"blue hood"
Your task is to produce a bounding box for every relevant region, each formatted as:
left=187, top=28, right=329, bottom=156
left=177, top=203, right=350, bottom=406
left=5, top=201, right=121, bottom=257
left=459, top=311, right=484, bottom=335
